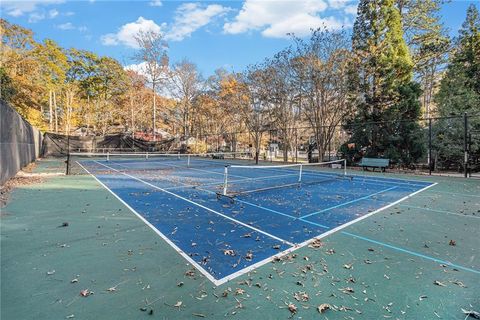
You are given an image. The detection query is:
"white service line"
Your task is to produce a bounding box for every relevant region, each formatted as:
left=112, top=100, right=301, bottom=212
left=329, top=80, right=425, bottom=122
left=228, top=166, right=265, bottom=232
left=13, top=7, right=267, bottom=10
left=93, top=160, right=294, bottom=247
left=300, top=186, right=399, bottom=219
left=256, top=165, right=432, bottom=188
left=80, top=160, right=442, bottom=285
left=75, top=161, right=220, bottom=285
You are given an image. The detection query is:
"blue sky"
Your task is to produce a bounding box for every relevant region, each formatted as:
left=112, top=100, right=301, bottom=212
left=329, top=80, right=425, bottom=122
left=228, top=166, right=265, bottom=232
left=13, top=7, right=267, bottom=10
left=1, top=0, right=479, bottom=76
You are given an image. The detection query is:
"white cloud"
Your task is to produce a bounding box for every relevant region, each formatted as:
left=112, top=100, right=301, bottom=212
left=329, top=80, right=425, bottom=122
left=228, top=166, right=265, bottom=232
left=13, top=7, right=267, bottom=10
left=49, top=9, right=59, bottom=18
left=328, top=0, right=349, bottom=9
left=149, top=0, right=162, bottom=7
left=28, top=12, right=46, bottom=23
left=166, top=3, right=231, bottom=41
left=224, top=0, right=350, bottom=38
left=2, top=0, right=64, bottom=17
left=56, top=22, right=86, bottom=32
left=125, top=62, right=148, bottom=75
left=101, top=3, right=230, bottom=47
left=344, top=4, right=357, bottom=15
left=101, top=17, right=165, bottom=48
left=57, top=22, right=74, bottom=30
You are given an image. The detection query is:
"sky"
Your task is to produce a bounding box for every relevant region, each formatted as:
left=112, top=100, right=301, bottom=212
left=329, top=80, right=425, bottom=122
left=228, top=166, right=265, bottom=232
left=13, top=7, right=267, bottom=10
left=1, top=0, right=479, bottom=77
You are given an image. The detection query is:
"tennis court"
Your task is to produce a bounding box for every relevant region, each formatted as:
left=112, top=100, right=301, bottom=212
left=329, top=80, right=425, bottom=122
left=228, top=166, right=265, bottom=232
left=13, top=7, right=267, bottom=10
left=2, top=156, right=479, bottom=319
left=71, top=153, right=435, bottom=285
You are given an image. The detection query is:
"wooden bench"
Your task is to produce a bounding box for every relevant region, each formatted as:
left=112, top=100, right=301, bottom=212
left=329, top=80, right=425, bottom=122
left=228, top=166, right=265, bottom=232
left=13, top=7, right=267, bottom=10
left=359, top=158, right=389, bottom=172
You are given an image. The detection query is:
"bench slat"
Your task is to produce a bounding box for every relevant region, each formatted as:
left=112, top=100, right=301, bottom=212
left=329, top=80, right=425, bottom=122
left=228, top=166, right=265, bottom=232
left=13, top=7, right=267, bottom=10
left=360, top=158, right=389, bottom=167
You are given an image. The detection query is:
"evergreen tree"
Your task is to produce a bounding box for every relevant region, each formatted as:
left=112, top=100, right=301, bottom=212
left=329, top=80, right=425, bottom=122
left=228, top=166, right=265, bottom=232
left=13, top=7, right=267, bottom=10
left=434, top=4, right=480, bottom=170
left=397, top=0, right=450, bottom=118
left=347, top=0, right=423, bottom=165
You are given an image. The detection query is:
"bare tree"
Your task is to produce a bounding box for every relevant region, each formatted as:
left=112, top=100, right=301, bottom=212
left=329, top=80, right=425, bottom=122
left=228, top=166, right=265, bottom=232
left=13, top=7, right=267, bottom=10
left=264, top=50, right=300, bottom=162
left=239, top=67, right=271, bottom=164
left=293, top=28, right=352, bottom=161
left=134, top=30, right=168, bottom=140
left=167, top=59, right=204, bottom=149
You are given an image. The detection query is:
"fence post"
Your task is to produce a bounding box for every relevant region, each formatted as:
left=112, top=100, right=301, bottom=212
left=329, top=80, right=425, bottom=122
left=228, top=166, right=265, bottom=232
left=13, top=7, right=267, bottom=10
left=66, top=133, right=71, bottom=175
left=428, top=118, right=432, bottom=175
left=295, top=128, right=298, bottom=163
left=464, top=112, right=468, bottom=178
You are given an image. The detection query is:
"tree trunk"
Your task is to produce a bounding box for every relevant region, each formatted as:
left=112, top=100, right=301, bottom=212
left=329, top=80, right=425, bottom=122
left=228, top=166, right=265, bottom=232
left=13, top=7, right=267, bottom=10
left=152, top=83, right=156, bottom=141
left=49, top=90, right=53, bottom=131
left=53, top=91, right=58, bottom=133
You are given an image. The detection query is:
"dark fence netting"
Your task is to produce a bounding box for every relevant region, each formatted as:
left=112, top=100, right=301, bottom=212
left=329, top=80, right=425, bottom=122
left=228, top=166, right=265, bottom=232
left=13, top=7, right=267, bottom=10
left=42, top=132, right=178, bottom=156
left=43, top=112, right=480, bottom=178
left=0, top=100, right=43, bottom=185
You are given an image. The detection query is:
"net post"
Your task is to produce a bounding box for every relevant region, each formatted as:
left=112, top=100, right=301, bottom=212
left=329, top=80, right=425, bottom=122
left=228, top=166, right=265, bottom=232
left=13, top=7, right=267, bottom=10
left=223, top=165, right=229, bottom=196
left=107, top=152, right=110, bottom=162
left=188, top=155, right=191, bottom=167
left=177, top=152, right=180, bottom=160
left=146, top=152, right=149, bottom=160
left=343, top=158, right=347, bottom=176
left=298, top=164, right=303, bottom=182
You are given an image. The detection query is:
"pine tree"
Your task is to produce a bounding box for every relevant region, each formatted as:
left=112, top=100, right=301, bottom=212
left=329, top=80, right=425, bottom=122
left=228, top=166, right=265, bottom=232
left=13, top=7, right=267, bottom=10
left=434, top=4, right=480, bottom=170
left=397, top=0, right=450, bottom=118
left=347, top=0, right=421, bottom=165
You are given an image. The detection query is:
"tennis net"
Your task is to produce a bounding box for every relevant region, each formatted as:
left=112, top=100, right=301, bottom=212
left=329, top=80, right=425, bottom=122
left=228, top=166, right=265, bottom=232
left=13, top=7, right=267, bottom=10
left=220, top=159, right=350, bottom=197
left=66, top=151, right=252, bottom=174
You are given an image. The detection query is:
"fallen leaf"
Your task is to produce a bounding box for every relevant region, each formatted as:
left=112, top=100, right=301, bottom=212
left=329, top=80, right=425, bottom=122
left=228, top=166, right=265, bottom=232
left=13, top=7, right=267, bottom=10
left=235, top=288, right=245, bottom=295
left=245, top=251, right=253, bottom=261
left=223, top=249, right=235, bottom=256
left=339, top=287, right=355, bottom=294
left=192, top=313, right=206, bottom=318
left=452, top=280, right=467, bottom=288
left=288, top=303, right=297, bottom=314
left=79, top=289, right=93, bottom=297
left=293, top=291, right=309, bottom=302
left=174, top=301, right=182, bottom=308
left=461, top=308, right=480, bottom=319
left=433, top=280, right=446, bottom=287
left=308, top=239, right=322, bottom=248
left=317, top=303, right=331, bottom=313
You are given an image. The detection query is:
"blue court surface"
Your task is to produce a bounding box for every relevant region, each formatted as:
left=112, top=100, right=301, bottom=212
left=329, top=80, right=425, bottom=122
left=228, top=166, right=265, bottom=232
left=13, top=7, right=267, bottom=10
left=77, top=157, right=435, bottom=285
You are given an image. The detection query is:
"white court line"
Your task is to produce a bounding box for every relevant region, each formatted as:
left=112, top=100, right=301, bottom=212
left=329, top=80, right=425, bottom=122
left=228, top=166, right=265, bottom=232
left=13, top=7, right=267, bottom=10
left=93, top=160, right=294, bottom=247
left=265, top=166, right=434, bottom=188
left=76, top=161, right=219, bottom=285
left=80, top=160, right=442, bottom=285
left=300, top=186, right=399, bottom=219
left=218, top=182, right=441, bottom=284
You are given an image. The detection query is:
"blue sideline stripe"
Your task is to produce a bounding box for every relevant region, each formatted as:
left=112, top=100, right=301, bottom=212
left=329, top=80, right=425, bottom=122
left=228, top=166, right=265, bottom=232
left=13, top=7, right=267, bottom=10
left=300, top=219, right=480, bottom=275
left=341, top=231, right=480, bottom=275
